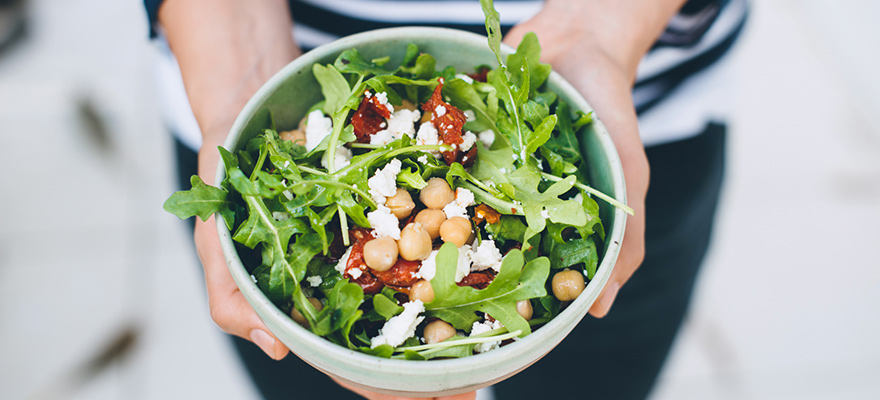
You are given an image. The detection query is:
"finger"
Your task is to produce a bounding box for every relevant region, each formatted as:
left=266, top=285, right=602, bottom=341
left=589, top=195, right=645, bottom=318
left=195, top=216, right=291, bottom=360
left=437, top=392, right=477, bottom=400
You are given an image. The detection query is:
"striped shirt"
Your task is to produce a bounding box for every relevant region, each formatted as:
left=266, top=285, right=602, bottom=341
left=146, top=0, right=748, bottom=150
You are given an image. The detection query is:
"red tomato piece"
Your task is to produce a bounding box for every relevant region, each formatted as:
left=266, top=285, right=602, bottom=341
left=352, top=92, right=393, bottom=143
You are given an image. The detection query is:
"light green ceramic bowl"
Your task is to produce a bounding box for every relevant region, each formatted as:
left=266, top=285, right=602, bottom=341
left=216, top=27, right=627, bottom=397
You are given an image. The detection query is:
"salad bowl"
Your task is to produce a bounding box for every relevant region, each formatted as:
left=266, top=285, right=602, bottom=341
left=216, top=27, right=627, bottom=397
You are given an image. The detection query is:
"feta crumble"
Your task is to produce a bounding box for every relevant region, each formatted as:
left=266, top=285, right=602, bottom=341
left=334, top=246, right=353, bottom=276
left=369, top=129, right=396, bottom=146
left=272, top=211, right=291, bottom=222
left=460, top=131, right=477, bottom=151
left=304, top=109, right=333, bottom=152
left=367, top=205, right=401, bottom=239
left=470, top=240, right=503, bottom=273
left=463, top=109, right=476, bottom=122
left=374, top=91, right=394, bottom=113
left=370, top=300, right=425, bottom=348
left=455, top=73, right=474, bottom=84
left=306, top=276, right=323, bottom=287
left=541, top=209, right=551, bottom=219
left=417, top=155, right=429, bottom=165
left=321, top=145, right=352, bottom=170
left=454, top=188, right=475, bottom=208
left=415, top=250, right=439, bottom=281
left=371, top=109, right=421, bottom=145
left=471, top=319, right=504, bottom=353
left=435, top=105, right=447, bottom=117
left=367, top=159, right=402, bottom=204
left=455, top=245, right=473, bottom=283
left=478, top=130, right=495, bottom=148
left=443, top=202, right=469, bottom=220
left=349, top=268, right=363, bottom=280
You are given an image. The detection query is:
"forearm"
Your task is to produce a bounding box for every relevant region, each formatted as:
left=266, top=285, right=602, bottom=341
left=158, top=0, right=300, bottom=179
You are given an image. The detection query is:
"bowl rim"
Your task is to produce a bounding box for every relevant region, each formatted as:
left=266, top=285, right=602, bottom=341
left=215, top=26, right=627, bottom=393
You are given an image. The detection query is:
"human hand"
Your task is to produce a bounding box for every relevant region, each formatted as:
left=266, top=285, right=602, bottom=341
left=504, top=0, right=658, bottom=318
left=334, top=378, right=477, bottom=400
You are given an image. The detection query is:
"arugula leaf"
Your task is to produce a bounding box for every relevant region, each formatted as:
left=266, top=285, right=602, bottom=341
left=373, top=291, right=404, bottom=320
left=334, top=49, right=392, bottom=77
left=268, top=232, right=322, bottom=305
left=426, top=243, right=549, bottom=337
left=507, top=166, right=586, bottom=239
left=506, top=32, right=551, bottom=95
left=163, top=175, right=231, bottom=222
left=311, top=280, right=365, bottom=337
left=444, top=78, right=496, bottom=132
left=485, top=215, right=527, bottom=245
left=313, top=64, right=350, bottom=115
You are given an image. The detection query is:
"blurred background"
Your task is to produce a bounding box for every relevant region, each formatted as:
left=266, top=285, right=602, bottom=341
left=0, top=0, right=878, bottom=399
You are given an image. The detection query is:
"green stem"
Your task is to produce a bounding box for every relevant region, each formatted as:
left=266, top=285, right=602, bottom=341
left=297, top=165, right=328, bottom=176
left=250, top=148, right=268, bottom=181
left=540, top=172, right=634, bottom=216
left=286, top=180, right=378, bottom=210
left=391, top=329, right=522, bottom=354
left=460, top=182, right=522, bottom=215
left=349, top=143, right=382, bottom=149
left=338, top=204, right=350, bottom=246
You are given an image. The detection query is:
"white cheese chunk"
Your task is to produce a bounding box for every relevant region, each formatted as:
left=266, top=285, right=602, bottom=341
left=443, top=202, right=469, bottom=220
left=349, top=267, right=363, bottom=280
left=541, top=209, right=551, bottom=219
left=454, top=244, right=473, bottom=283
left=460, top=131, right=477, bottom=151
left=471, top=319, right=504, bottom=353
left=304, top=109, right=333, bottom=152
left=454, top=188, right=475, bottom=208
left=370, top=300, right=425, bottom=348
left=335, top=247, right=353, bottom=275
left=463, top=109, right=476, bottom=122
left=321, top=145, right=352, bottom=170
left=416, top=250, right=439, bottom=281
left=470, top=240, right=503, bottom=273
left=478, top=130, right=495, bottom=149
left=374, top=91, right=394, bottom=113
left=367, top=205, right=401, bottom=239
left=306, top=276, right=323, bottom=287
left=367, top=159, right=402, bottom=204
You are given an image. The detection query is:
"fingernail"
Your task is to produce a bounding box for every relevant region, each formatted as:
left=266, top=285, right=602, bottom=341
left=249, top=329, right=278, bottom=359
left=597, top=281, right=620, bottom=317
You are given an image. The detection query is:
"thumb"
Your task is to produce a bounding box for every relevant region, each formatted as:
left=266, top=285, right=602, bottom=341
left=195, top=216, right=290, bottom=360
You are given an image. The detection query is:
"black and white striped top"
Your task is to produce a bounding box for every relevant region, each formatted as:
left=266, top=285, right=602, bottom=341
left=147, top=0, right=749, bottom=149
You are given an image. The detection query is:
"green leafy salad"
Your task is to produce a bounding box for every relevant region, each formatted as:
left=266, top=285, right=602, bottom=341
left=164, top=1, right=632, bottom=360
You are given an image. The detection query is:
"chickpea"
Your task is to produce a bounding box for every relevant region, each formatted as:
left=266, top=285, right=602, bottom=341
left=290, top=297, right=324, bottom=327
left=398, top=222, right=433, bottom=261
left=552, top=270, right=585, bottom=301
left=414, top=209, right=446, bottom=239
left=419, top=178, right=455, bottom=209
left=409, top=279, right=435, bottom=303
left=363, top=236, right=399, bottom=272
left=385, top=188, right=416, bottom=219
left=439, top=217, right=473, bottom=247
left=399, top=99, right=418, bottom=111
left=423, top=320, right=456, bottom=344
left=279, top=129, right=306, bottom=145
left=516, top=300, right=533, bottom=321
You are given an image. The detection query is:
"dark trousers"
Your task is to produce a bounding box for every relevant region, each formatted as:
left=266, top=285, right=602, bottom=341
left=174, top=123, right=726, bottom=400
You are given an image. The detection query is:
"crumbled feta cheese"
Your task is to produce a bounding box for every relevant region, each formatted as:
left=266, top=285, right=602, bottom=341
left=335, top=247, right=352, bottom=275
left=435, top=105, right=447, bottom=117
left=454, top=188, right=475, bottom=208
left=283, top=160, right=290, bottom=169
left=471, top=319, right=504, bottom=353
left=367, top=159, right=402, bottom=204
left=365, top=91, right=373, bottom=98
left=541, top=209, right=551, bottom=219
left=349, top=268, right=363, bottom=279
left=386, top=109, right=420, bottom=138
left=417, top=155, right=429, bottom=165
left=367, top=205, right=401, bottom=239
left=321, top=145, right=352, bottom=170
left=455, top=73, right=474, bottom=84
left=460, top=131, right=477, bottom=151
left=470, top=240, right=503, bottom=273
left=443, top=202, right=469, bottom=220
left=463, top=109, right=476, bottom=122
left=455, top=245, right=473, bottom=283
left=369, top=129, right=396, bottom=146
left=478, top=130, right=495, bottom=148
left=272, top=211, right=291, bottom=222
left=374, top=91, right=394, bottom=113
left=416, top=250, right=439, bottom=281
left=416, top=122, right=441, bottom=157
left=306, top=276, right=323, bottom=287
left=304, top=110, right=333, bottom=152
left=370, top=300, right=425, bottom=348
left=250, top=274, right=258, bottom=283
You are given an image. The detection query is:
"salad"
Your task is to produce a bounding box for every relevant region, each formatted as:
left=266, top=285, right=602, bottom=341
left=164, top=1, right=631, bottom=360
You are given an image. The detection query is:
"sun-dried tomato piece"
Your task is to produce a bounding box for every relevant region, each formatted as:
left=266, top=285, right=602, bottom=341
left=473, top=204, right=502, bottom=225
left=422, top=80, right=468, bottom=165
left=345, top=228, right=384, bottom=294
left=456, top=270, right=496, bottom=289
left=373, top=258, right=421, bottom=287
left=467, top=66, right=490, bottom=83
left=352, top=92, right=392, bottom=143
left=458, top=146, right=478, bottom=167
